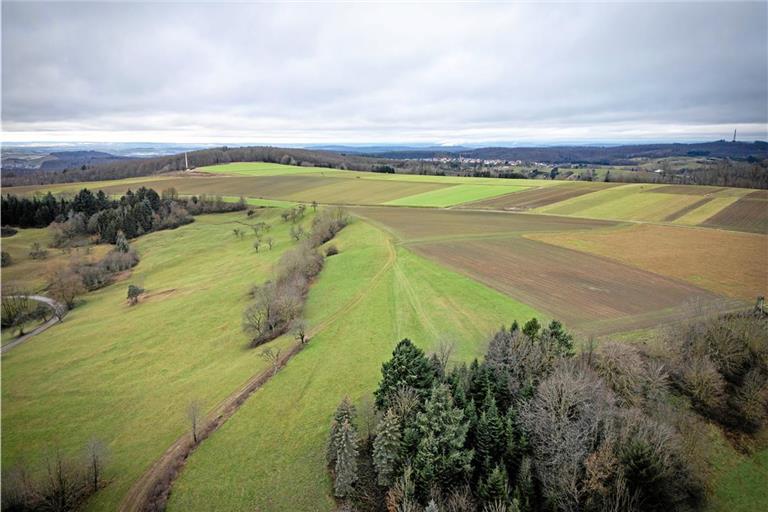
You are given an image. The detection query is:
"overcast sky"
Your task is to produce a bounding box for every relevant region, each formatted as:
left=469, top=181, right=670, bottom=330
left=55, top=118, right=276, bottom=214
left=2, top=1, right=767, bottom=144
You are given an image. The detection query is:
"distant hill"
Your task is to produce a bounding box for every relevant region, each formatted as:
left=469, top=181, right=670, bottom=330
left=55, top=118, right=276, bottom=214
left=2, top=150, right=131, bottom=175
left=370, top=141, right=768, bottom=164
left=2, top=141, right=766, bottom=188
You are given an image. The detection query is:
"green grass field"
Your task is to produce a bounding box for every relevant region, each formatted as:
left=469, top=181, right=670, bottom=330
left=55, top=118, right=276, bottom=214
left=384, top=184, right=527, bottom=207
left=1, top=211, right=310, bottom=511
left=167, top=218, right=543, bottom=511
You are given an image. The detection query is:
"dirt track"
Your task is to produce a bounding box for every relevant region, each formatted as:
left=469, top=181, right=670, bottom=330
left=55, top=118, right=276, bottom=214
left=117, top=235, right=396, bottom=512
left=1, top=295, right=65, bottom=355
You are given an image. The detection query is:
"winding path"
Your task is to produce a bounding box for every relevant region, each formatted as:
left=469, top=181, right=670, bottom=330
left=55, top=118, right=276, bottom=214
left=1, top=295, right=65, bottom=355
left=117, top=235, right=396, bottom=512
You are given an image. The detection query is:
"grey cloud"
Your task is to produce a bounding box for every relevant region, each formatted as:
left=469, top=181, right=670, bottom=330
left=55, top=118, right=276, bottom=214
left=2, top=1, right=766, bottom=142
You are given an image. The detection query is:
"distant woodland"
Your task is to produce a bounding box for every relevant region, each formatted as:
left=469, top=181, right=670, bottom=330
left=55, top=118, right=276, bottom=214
left=2, top=142, right=767, bottom=189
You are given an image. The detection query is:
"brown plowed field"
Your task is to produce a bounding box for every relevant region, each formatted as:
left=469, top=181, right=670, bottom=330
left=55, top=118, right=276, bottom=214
left=25, top=175, right=449, bottom=205
left=352, top=207, right=617, bottom=241
left=703, top=196, right=768, bottom=233
left=409, top=237, right=728, bottom=335
left=464, top=183, right=610, bottom=210
left=529, top=224, right=767, bottom=300
left=663, top=197, right=713, bottom=221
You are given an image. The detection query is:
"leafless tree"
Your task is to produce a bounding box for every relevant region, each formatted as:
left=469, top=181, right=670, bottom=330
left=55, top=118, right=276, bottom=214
left=520, top=362, right=617, bottom=511
left=85, top=438, right=107, bottom=492
left=292, top=319, right=308, bottom=344
left=187, top=400, right=203, bottom=444
left=46, top=263, right=86, bottom=309
left=432, top=339, right=455, bottom=374
left=260, top=347, right=282, bottom=376
left=266, top=237, right=274, bottom=250
left=1, top=290, right=32, bottom=335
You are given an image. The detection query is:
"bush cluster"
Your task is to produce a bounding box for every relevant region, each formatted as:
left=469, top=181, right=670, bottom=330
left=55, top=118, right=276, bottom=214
left=665, top=311, right=768, bottom=432
left=242, top=208, right=350, bottom=347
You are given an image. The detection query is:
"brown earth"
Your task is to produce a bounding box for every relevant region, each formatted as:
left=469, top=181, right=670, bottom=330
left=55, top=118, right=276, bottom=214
left=703, top=196, right=768, bottom=233
left=463, top=182, right=610, bottom=210
left=352, top=206, right=617, bottom=242
left=408, top=236, right=733, bottom=335
left=12, top=175, right=449, bottom=206
left=529, top=224, right=767, bottom=301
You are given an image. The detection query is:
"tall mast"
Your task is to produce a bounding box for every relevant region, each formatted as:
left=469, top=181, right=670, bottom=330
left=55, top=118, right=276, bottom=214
left=185, top=152, right=189, bottom=170
left=732, top=129, right=737, bottom=143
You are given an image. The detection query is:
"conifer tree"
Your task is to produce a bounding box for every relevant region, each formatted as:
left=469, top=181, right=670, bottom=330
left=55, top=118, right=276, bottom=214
left=334, top=419, right=359, bottom=498
left=425, top=499, right=440, bottom=512
left=522, top=318, right=541, bottom=339
left=373, top=408, right=403, bottom=486
left=327, top=397, right=356, bottom=466
left=413, top=385, right=472, bottom=493
left=375, top=339, right=435, bottom=409
left=475, top=391, right=505, bottom=477
left=115, top=230, right=130, bottom=253
left=479, top=464, right=510, bottom=506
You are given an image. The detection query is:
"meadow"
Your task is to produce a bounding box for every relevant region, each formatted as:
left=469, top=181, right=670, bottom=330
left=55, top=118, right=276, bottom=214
left=1, top=210, right=304, bottom=511
left=2, top=161, right=766, bottom=511
left=167, top=219, right=543, bottom=511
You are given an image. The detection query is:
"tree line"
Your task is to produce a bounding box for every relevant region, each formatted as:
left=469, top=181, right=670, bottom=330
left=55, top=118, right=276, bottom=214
left=242, top=207, right=350, bottom=347
left=2, top=187, right=245, bottom=244
left=326, top=308, right=767, bottom=512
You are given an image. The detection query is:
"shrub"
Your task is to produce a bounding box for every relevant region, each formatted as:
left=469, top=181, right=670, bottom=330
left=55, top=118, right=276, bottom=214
left=1, top=251, right=11, bottom=267
left=28, top=242, right=48, bottom=260
left=127, top=285, right=145, bottom=305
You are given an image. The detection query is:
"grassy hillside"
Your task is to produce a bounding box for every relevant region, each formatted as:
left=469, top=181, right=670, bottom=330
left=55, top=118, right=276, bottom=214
left=1, top=210, right=305, bottom=511
left=167, top=219, right=544, bottom=511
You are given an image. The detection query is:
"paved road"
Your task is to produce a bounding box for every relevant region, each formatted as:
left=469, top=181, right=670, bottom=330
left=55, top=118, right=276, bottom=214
left=1, top=295, right=65, bottom=355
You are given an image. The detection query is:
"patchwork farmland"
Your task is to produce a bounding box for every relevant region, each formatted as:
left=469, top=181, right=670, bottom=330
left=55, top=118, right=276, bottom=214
left=2, top=161, right=767, bottom=512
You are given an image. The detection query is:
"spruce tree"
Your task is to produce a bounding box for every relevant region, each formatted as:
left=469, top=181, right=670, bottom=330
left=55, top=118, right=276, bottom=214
left=475, top=391, right=505, bottom=477
left=413, top=385, right=472, bottom=494
left=479, top=464, right=510, bottom=506
left=373, top=408, right=402, bottom=486
left=522, top=318, right=540, bottom=339
left=115, top=230, right=130, bottom=253
left=425, top=499, right=440, bottom=512
left=327, top=397, right=356, bottom=466
left=545, top=319, right=574, bottom=357
left=374, top=339, right=435, bottom=409
left=334, top=419, right=359, bottom=498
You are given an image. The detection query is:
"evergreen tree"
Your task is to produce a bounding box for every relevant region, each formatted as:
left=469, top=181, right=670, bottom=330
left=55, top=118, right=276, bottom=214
left=514, top=456, right=535, bottom=512
left=413, top=385, right=473, bottom=494
left=522, top=318, right=540, bottom=339
left=425, top=499, right=440, bottom=512
left=479, top=464, right=510, bottom=506
left=373, top=408, right=402, bottom=487
left=475, top=391, right=505, bottom=477
left=115, top=230, right=131, bottom=253
left=374, top=339, right=435, bottom=409
left=327, top=397, right=356, bottom=466
left=334, top=419, right=359, bottom=498
left=544, top=320, right=574, bottom=357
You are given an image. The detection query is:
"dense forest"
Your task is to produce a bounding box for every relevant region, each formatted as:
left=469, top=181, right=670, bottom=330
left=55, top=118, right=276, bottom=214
left=327, top=310, right=768, bottom=512
left=1, top=188, right=244, bottom=243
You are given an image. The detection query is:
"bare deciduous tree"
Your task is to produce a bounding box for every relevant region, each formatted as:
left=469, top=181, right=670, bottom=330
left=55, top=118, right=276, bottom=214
left=85, top=438, right=107, bottom=492
left=187, top=400, right=203, bottom=444
left=260, top=347, right=282, bottom=376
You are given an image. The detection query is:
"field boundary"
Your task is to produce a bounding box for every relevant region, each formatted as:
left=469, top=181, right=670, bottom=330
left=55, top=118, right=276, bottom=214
left=117, top=230, right=396, bottom=512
